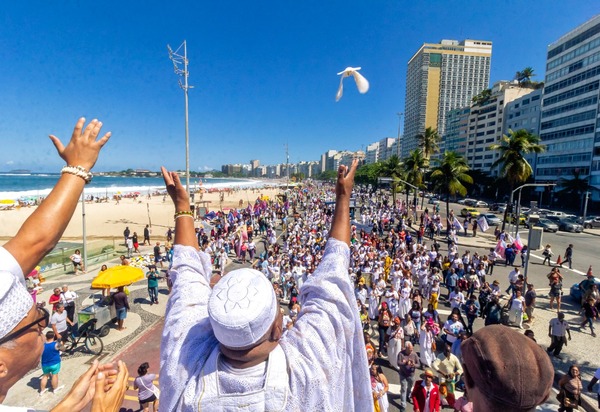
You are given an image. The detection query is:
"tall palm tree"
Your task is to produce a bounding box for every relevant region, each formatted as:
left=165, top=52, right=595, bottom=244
left=416, top=127, right=440, bottom=165
left=380, top=155, right=404, bottom=206
left=404, top=149, right=426, bottom=206
left=515, top=67, right=535, bottom=85
left=490, top=128, right=545, bottom=231
left=558, top=169, right=591, bottom=213
left=472, top=88, right=492, bottom=105
left=430, top=151, right=473, bottom=221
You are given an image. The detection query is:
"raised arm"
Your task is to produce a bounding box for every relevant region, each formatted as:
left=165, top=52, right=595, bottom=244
left=161, top=167, right=199, bottom=250
left=328, top=159, right=358, bottom=244
left=4, top=118, right=110, bottom=276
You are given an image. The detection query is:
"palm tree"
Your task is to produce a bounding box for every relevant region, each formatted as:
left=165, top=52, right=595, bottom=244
left=472, top=88, right=492, bottom=105
left=404, top=149, right=426, bottom=206
left=515, top=67, right=535, bottom=84
left=558, top=169, right=591, bottom=213
left=430, top=151, right=473, bottom=221
left=380, top=155, right=404, bottom=206
left=416, top=127, right=440, bottom=165
left=490, top=128, right=545, bottom=231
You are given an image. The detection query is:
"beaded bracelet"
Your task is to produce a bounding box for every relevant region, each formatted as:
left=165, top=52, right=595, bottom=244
left=61, top=165, right=93, bottom=184
left=174, top=210, right=194, bottom=219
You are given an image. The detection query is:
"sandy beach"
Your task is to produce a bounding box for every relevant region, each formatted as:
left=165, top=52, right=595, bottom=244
left=0, top=187, right=283, bottom=241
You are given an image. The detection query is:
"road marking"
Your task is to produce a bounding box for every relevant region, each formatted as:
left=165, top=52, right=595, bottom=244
left=527, top=253, right=586, bottom=276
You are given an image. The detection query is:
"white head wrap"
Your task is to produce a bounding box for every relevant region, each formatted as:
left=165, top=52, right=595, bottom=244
left=208, top=268, right=277, bottom=349
left=0, top=250, right=32, bottom=340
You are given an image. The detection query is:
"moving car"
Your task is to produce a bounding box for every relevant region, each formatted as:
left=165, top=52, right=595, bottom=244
left=583, top=215, right=600, bottom=229
left=570, top=278, right=600, bottom=303
left=474, top=200, right=488, bottom=208
left=480, top=213, right=502, bottom=226
left=558, top=217, right=583, bottom=233
left=533, top=218, right=559, bottom=233
left=460, top=207, right=480, bottom=217
left=428, top=197, right=440, bottom=205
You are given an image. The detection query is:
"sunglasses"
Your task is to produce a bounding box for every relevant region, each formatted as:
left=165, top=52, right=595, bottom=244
left=0, top=307, right=49, bottom=346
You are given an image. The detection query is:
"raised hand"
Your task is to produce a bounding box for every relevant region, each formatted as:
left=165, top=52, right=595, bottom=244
left=161, top=166, right=190, bottom=211
left=336, top=158, right=359, bottom=199
left=49, top=118, right=111, bottom=170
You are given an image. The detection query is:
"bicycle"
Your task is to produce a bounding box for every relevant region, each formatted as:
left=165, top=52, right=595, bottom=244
left=63, top=318, right=104, bottom=355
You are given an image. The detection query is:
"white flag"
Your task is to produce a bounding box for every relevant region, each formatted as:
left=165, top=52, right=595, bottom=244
left=477, top=216, right=489, bottom=232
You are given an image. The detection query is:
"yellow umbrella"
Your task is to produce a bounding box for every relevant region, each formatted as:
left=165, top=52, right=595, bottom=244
left=0, top=199, right=16, bottom=204
left=91, top=265, right=145, bottom=289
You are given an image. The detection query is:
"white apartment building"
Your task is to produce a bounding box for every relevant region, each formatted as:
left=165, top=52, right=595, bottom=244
left=465, top=81, right=535, bottom=175
left=538, top=15, right=600, bottom=199
left=403, top=39, right=492, bottom=158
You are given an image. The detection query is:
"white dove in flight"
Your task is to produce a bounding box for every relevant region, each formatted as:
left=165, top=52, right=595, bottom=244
left=336, top=66, right=369, bottom=102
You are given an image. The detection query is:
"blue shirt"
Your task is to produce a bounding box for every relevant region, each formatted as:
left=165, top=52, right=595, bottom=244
left=41, top=341, right=61, bottom=367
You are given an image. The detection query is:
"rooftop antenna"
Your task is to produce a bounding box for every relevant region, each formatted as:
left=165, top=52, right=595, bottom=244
left=167, top=40, right=194, bottom=194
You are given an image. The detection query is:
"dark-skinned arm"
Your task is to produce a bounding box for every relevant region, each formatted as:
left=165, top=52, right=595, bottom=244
left=4, top=118, right=110, bottom=276
left=328, top=159, right=358, bottom=245
left=160, top=167, right=198, bottom=250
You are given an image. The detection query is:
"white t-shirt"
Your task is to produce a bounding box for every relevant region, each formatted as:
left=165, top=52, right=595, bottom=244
left=51, top=311, right=68, bottom=333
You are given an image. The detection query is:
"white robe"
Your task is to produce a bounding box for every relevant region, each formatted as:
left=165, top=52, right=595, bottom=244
left=419, top=329, right=436, bottom=367
left=160, top=239, right=373, bottom=412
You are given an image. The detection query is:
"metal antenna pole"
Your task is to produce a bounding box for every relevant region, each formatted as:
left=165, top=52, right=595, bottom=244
left=168, top=40, right=194, bottom=194
left=286, top=143, right=289, bottom=186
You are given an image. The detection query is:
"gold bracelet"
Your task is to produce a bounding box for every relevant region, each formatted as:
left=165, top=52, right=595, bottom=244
left=174, top=210, right=194, bottom=219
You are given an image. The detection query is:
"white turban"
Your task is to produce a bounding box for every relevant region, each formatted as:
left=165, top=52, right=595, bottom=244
left=208, top=268, right=277, bottom=349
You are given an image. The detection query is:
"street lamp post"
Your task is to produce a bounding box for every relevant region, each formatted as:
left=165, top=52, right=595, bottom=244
left=512, top=183, right=556, bottom=237
left=522, top=213, right=539, bottom=293
left=167, top=41, right=193, bottom=194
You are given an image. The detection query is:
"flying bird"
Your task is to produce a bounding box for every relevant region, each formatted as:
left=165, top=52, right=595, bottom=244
left=336, top=66, right=369, bottom=102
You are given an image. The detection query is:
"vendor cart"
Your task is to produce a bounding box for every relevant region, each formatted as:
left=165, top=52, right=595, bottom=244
left=78, top=299, right=116, bottom=338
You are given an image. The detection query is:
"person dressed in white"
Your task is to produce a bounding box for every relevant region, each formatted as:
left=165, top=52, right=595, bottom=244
left=448, top=289, right=465, bottom=310
left=419, top=319, right=437, bottom=368
left=509, top=289, right=526, bottom=329
left=159, top=161, right=373, bottom=411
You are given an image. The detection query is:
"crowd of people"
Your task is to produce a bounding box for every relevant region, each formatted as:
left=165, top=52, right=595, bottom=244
left=1, top=117, right=600, bottom=412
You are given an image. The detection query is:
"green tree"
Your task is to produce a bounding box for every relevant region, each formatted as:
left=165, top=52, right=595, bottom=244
left=430, top=151, right=473, bottom=220
left=472, top=88, right=492, bottom=105
left=558, top=169, right=591, bottom=212
left=290, top=172, right=305, bottom=182
left=515, top=67, right=535, bottom=84
left=379, top=155, right=404, bottom=205
left=355, top=162, right=382, bottom=186
left=490, top=128, right=545, bottom=231
left=403, top=149, right=426, bottom=205
left=416, top=127, right=440, bottom=165
left=315, top=170, right=338, bottom=181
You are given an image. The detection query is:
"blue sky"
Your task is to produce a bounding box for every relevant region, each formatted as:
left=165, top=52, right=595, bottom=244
left=0, top=1, right=596, bottom=172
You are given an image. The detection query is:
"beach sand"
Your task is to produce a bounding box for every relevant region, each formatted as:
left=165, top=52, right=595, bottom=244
left=0, top=187, right=283, bottom=241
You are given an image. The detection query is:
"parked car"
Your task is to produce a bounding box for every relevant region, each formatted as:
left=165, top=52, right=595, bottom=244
left=489, top=202, right=506, bottom=212
left=474, top=200, right=488, bottom=208
left=460, top=207, right=480, bottom=217
left=558, top=217, right=583, bottom=233
left=428, top=197, right=440, bottom=205
left=545, top=215, right=561, bottom=223
left=570, top=278, right=600, bottom=303
left=582, top=216, right=600, bottom=228
left=533, top=218, right=559, bottom=233
left=481, top=213, right=502, bottom=226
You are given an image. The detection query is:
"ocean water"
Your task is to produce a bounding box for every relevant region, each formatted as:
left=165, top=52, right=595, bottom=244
left=0, top=173, right=265, bottom=200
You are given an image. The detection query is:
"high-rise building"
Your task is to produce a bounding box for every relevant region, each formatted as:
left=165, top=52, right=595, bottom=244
left=464, top=81, right=535, bottom=174
left=538, top=14, right=600, bottom=199
left=403, top=39, right=492, bottom=158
